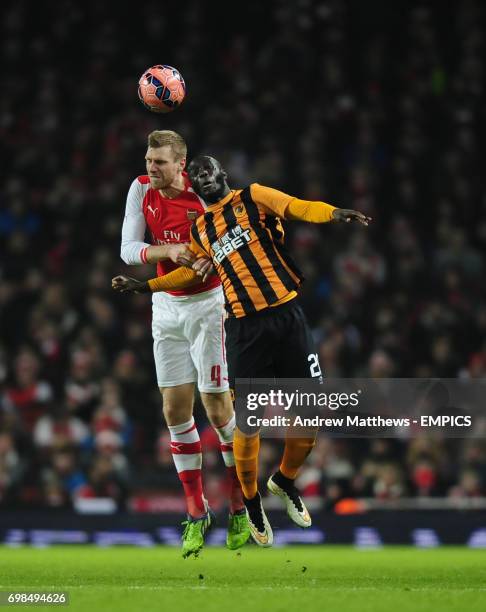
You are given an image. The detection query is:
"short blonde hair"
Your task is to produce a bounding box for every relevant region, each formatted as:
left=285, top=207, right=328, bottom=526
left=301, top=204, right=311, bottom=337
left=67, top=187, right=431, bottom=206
left=147, top=130, right=187, bottom=161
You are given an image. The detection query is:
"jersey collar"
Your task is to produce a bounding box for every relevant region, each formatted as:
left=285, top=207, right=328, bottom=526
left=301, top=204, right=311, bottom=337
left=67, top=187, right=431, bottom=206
left=211, top=190, right=236, bottom=208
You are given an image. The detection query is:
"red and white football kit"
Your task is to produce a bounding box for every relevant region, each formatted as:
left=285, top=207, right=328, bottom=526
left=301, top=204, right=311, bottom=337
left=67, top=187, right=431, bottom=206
left=120, top=174, right=228, bottom=393
left=120, top=174, right=243, bottom=522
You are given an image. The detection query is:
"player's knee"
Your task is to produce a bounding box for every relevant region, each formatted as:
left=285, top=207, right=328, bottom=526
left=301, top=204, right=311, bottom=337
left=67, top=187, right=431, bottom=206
left=201, top=391, right=233, bottom=426
left=162, top=402, right=192, bottom=426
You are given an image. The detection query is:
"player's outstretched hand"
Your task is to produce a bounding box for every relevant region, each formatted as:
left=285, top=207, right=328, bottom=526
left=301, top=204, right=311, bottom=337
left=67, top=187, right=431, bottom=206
left=332, top=209, right=372, bottom=226
left=192, top=257, right=214, bottom=283
left=111, top=275, right=149, bottom=294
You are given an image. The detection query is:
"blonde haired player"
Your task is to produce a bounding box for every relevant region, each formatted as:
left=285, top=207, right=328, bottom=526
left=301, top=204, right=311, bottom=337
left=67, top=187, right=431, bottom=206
left=115, top=132, right=249, bottom=557
left=115, top=155, right=371, bottom=546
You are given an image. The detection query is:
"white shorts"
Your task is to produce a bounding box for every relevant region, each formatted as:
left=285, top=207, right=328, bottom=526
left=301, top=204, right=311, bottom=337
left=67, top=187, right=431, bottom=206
left=152, top=286, right=229, bottom=393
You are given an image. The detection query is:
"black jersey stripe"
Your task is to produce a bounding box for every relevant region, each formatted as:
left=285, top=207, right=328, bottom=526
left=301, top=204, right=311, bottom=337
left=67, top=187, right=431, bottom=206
left=264, top=214, right=283, bottom=242
left=263, top=214, right=304, bottom=282
left=240, top=187, right=301, bottom=291
left=191, top=223, right=206, bottom=253
left=191, top=220, right=236, bottom=314
left=221, top=203, right=278, bottom=306
left=204, top=210, right=256, bottom=316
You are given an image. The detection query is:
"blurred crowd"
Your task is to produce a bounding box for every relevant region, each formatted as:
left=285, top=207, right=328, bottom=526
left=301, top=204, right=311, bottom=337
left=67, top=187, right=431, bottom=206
left=1, top=0, right=486, bottom=511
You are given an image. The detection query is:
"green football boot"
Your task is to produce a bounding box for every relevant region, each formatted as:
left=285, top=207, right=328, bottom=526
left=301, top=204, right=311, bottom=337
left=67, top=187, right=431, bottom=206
left=226, top=509, right=251, bottom=550
left=181, top=510, right=213, bottom=559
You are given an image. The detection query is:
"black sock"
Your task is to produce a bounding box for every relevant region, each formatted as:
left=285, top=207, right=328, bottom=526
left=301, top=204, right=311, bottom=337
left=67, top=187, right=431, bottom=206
left=272, top=470, right=303, bottom=512
left=243, top=492, right=265, bottom=531
left=243, top=491, right=261, bottom=506
left=272, top=469, right=295, bottom=489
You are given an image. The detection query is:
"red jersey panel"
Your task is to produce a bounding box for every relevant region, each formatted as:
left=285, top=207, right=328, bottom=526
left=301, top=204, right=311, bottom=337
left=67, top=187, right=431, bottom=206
left=138, top=174, right=220, bottom=296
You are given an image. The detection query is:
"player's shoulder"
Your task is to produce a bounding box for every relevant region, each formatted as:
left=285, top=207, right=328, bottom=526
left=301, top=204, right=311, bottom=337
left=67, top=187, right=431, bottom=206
left=230, top=183, right=259, bottom=204
left=238, top=183, right=259, bottom=193
left=248, top=182, right=289, bottom=202
left=247, top=182, right=267, bottom=198
left=126, top=176, right=151, bottom=209
left=128, top=175, right=152, bottom=191
left=243, top=183, right=271, bottom=207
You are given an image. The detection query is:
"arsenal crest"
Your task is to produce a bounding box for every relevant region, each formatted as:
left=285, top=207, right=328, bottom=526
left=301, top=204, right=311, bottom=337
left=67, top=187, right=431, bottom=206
left=187, top=209, right=198, bottom=221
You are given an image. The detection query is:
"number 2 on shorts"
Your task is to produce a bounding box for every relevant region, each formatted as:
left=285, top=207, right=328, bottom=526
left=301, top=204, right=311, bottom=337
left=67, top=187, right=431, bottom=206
left=308, top=353, right=322, bottom=378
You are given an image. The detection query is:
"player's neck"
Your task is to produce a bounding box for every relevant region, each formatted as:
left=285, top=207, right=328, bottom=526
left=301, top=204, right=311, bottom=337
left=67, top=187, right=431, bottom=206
left=205, top=185, right=232, bottom=205
left=158, top=174, right=185, bottom=199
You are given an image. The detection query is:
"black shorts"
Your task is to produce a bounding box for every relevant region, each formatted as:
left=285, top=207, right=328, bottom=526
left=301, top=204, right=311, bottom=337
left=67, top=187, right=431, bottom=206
left=224, top=299, right=322, bottom=388
left=225, top=300, right=322, bottom=432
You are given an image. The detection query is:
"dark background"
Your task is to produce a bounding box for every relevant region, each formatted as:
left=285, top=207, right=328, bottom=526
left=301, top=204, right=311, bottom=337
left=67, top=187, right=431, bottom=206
left=1, top=0, right=485, bottom=513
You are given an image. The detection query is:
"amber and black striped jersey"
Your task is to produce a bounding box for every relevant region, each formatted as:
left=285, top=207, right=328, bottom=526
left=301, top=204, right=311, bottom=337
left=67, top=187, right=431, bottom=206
left=147, top=182, right=337, bottom=317
left=189, top=184, right=310, bottom=317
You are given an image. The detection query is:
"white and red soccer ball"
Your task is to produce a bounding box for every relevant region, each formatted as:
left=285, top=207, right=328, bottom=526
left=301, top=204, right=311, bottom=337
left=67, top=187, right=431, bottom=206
left=138, top=65, right=186, bottom=113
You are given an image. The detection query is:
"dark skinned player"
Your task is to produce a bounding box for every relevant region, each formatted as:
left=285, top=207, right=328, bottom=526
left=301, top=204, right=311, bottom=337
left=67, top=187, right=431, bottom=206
left=112, top=156, right=371, bottom=546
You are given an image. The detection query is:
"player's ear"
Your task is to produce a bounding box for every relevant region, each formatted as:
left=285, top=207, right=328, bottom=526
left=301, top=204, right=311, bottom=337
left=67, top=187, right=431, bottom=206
left=180, top=157, right=186, bottom=170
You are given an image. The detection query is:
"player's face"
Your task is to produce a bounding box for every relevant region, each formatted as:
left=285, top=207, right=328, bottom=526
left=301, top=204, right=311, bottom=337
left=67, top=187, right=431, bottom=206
left=188, top=156, right=227, bottom=202
left=145, top=146, right=184, bottom=190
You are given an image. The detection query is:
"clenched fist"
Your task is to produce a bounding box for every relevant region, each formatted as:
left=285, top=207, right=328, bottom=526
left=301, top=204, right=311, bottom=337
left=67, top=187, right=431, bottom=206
left=111, top=275, right=149, bottom=294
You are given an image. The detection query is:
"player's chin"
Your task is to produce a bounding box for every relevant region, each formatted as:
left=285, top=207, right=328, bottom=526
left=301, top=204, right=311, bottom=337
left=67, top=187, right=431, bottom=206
left=200, top=183, right=219, bottom=197
left=149, top=178, right=164, bottom=189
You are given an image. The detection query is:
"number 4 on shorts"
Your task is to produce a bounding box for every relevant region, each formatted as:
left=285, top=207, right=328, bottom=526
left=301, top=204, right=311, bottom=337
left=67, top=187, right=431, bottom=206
left=211, top=364, right=221, bottom=387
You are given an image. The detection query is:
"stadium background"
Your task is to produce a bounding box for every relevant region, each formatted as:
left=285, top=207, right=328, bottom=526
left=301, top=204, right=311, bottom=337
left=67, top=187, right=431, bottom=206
left=1, top=0, right=485, bottom=546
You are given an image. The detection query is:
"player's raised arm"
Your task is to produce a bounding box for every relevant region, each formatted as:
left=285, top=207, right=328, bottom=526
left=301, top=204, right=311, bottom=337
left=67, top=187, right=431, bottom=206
left=251, top=183, right=371, bottom=226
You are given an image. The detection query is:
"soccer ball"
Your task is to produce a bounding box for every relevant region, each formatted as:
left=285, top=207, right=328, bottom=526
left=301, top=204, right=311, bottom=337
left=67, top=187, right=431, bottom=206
left=138, top=65, right=186, bottom=113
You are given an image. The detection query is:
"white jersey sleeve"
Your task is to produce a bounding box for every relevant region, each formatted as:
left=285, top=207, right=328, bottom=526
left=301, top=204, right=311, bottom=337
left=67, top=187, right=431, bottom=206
left=120, top=178, right=151, bottom=265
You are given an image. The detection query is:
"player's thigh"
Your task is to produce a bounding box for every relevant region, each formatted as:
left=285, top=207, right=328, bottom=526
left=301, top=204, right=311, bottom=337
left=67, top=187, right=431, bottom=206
left=224, top=316, right=274, bottom=388
left=159, top=382, right=196, bottom=426
left=274, top=304, right=323, bottom=380
left=186, top=290, right=229, bottom=393
left=225, top=315, right=274, bottom=434
left=152, top=306, right=197, bottom=388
